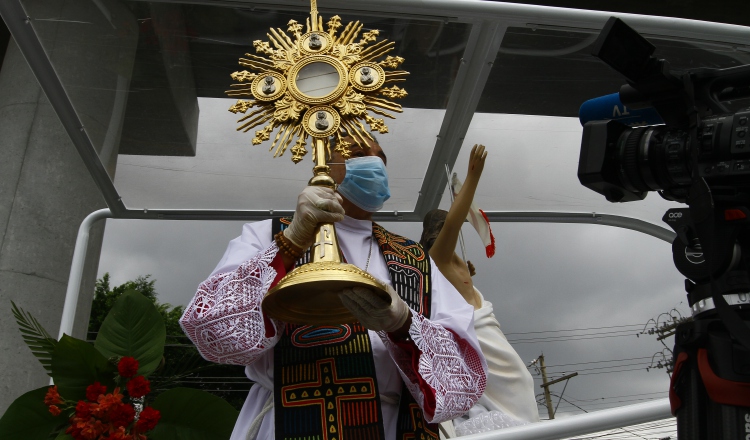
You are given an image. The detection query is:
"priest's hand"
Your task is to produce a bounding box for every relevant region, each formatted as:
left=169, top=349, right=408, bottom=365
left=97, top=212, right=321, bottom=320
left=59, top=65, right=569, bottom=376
left=284, top=186, right=345, bottom=249
left=339, top=284, right=410, bottom=332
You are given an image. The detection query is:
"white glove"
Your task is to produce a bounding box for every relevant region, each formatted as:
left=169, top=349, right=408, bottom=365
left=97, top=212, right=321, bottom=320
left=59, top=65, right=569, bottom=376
left=284, top=186, right=345, bottom=249
left=339, top=284, right=410, bottom=332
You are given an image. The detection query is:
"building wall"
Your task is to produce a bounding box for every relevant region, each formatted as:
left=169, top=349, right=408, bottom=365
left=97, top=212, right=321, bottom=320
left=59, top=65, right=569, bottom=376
left=0, top=36, right=108, bottom=413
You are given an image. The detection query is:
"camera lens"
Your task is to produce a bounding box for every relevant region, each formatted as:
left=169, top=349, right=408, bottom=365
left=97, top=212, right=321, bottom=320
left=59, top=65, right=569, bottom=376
left=615, top=125, right=692, bottom=195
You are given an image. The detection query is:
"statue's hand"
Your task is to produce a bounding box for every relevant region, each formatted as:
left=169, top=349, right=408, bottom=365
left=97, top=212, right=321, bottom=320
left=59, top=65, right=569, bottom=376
left=466, top=144, right=487, bottom=179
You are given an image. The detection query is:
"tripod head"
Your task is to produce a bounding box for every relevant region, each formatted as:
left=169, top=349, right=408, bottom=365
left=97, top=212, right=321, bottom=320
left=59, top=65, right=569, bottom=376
left=663, top=194, right=750, bottom=332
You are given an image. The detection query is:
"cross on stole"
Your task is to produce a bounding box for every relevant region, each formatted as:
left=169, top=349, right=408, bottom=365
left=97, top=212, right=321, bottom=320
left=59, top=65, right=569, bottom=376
left=312, top=225, right=334, bottom=258
left=281, top=358, right=377, bottom=440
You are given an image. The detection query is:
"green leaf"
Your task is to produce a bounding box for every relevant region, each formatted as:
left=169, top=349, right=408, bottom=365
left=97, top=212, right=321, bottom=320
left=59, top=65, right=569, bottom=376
left=11, top=301, right=57, bottom=375
left=51, top=335, right=116, bottom=401
left=149, top=388, right=239, bottom=440
left=0, top=387, right=64, bottom=440
left=54, top=433, right=74, bottom=440
left=95, top=289, right=166, bottom=376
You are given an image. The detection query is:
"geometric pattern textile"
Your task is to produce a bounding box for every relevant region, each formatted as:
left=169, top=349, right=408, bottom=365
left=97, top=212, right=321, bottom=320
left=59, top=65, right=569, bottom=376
left=273, top=219, right=438, bottom=440
left=273, top=218, right=385, bottom=440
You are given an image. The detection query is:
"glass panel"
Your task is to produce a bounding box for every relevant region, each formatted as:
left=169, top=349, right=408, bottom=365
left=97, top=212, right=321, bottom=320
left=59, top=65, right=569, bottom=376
left=443, top=113, right=682, bottom=227
left=21, top=0, right=470, bottom=210
left=478, top=26, right=750, bottom=117
left=20, top=0, right=142, bottom=179
left=114, top=100, right=443, bottom=211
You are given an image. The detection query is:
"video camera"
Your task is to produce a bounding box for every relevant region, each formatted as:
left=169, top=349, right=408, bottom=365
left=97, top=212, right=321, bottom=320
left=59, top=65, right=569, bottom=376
left=578, top=18, right=750, bottom=204
left=577, top=17, right=750, bottom=439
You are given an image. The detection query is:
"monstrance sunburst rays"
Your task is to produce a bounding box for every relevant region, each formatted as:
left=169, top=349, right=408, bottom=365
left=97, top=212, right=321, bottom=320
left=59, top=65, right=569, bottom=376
left=225, top=0, right=408, bottom=163
left=224, top=0, right=409, bottom=325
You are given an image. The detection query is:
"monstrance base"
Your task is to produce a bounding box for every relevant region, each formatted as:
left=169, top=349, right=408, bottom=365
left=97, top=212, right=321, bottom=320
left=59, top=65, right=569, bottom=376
left=262, top=261, right=390, bottom=325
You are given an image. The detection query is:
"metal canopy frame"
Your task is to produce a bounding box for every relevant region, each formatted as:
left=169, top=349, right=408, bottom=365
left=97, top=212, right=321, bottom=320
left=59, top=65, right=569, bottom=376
left=8, top=0, right=750, bottom=242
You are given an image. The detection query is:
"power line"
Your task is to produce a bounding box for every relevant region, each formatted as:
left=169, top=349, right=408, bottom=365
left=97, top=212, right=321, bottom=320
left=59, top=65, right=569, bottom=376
left=511, top=327, right=641, bottom=339
left=533, top=366, right=653, bottom=378
left=509, top=332, right=639, bottom=344
left=573, top=367, right=651, bottom=376
left=537, top=356, right=653, bottom=369
left=545, top=360, right=651, bottom=374
left=505, top=323, right=647, bottom=336
left=564, top=391, right=665, bottom=402
left=553, top=397, right=668, bottom=411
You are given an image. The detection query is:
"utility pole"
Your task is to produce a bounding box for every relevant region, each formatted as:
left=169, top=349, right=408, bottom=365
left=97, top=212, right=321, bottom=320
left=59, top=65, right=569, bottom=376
left=538, top=354, right=555, bottom=420
left=530, top=354, right=579, bottom=420
left=640, top=308, right=692, bottom=376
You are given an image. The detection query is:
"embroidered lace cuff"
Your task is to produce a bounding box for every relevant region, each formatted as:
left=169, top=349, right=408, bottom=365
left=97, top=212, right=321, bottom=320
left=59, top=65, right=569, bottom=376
left=379, top=309, right=486, bottom=424
left=180, top=244, right=282, bottom=365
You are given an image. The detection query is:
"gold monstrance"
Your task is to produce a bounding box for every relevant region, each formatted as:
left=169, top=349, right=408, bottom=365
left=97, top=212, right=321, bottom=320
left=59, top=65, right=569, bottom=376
left=226, top=0, right=409, bottom=325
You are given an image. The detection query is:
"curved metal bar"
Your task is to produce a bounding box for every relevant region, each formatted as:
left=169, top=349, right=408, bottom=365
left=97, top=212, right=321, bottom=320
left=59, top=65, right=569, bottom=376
left=110, top=209, right=675, bottom=243
left=58, top=209, right=113, bottom=340
left=481, top=211, right=676, bottom=243
left=459, top=398, right=672, bottom=440
left=232, top=0, right=750, bottom=43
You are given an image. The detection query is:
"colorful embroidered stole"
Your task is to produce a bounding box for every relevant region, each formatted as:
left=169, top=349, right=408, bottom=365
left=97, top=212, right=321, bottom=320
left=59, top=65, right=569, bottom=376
left=272, top=219, right=437, bottom=440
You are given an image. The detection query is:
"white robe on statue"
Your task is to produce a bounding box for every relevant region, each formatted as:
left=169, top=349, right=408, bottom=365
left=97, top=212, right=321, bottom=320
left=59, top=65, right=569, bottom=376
left=440, top=289, right=539, bottom=438
left=180, top=216, right=488, bottom=440
left=472, top=289, right=538, bottom=423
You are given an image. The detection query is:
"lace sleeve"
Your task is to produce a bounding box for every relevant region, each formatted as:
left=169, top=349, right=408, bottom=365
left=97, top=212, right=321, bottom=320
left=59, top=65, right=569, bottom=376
left=378, top=310, right=487, bottom=424
left=179, top=244, right=282, bottom=366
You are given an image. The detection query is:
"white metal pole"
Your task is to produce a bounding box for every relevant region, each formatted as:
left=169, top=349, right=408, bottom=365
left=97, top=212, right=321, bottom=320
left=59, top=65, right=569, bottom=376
left=458, top=398, right=672, bottom=440
left=57, top=208, right=112, bottom=340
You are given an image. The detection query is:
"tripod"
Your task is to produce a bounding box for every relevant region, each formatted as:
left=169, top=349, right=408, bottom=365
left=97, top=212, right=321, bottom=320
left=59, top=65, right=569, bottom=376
left=662, top=197, right=750, bottom=439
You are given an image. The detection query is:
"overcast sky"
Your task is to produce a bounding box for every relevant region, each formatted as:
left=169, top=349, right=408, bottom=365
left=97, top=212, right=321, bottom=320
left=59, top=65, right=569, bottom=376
left=98, top=103, right=685, bottom=438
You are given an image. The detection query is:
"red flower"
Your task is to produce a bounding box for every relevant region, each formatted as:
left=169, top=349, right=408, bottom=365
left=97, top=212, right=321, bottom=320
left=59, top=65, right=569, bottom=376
left=85, top=382, right=107, bottom=402
left=44, top=385, right=63, bottom=405
left=90, top=388, right=123, bottom=420
left=104, top=426, right=133, bottom=440
left=65, top=419, right=86, bottom=440
left=48, top=405, right=61, bottom=416
left=126, top=376, right=151, bottom=398
left=109, top=402, right=136, bottom=428
left=117, top=356, right=139, bottom=378
left=135, top=406, right=160, bottom=432
left=67, top=418, right=107, bottom=440
left=80, top=419, right=107, bottom=439
left=75, top=400, right=92, bottom=419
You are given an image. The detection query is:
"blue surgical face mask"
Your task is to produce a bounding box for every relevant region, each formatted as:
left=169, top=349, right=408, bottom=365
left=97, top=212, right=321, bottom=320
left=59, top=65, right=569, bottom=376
left=336, top=156, right=390, bottom=212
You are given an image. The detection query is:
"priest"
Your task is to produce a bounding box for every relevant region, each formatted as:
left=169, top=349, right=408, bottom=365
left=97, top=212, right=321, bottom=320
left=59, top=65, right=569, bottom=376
left=180, top=134, right=487, bottom=440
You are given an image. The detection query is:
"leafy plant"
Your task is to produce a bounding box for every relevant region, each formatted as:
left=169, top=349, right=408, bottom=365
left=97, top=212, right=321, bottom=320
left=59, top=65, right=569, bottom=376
left=0, top=290, right=239, bottom=440
left=89, top=274, right=251, bottom=410
left=94, top=289, right=166, bottom=376
left=11, top=302, right=57, bottom=375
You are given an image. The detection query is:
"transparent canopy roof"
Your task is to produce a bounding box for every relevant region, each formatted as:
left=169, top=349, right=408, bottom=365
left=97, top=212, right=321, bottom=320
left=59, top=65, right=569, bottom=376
left=7, top=0, right=750, bottom=236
